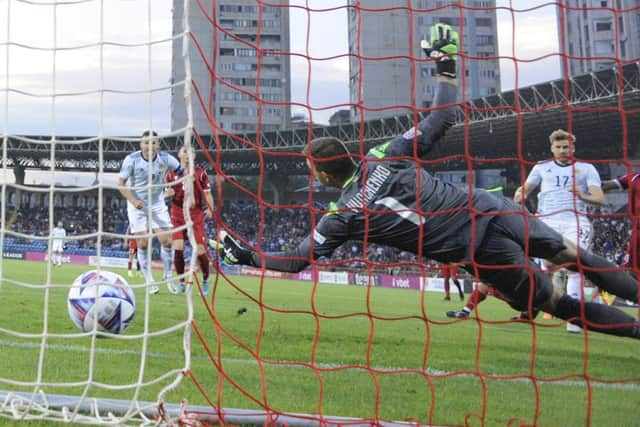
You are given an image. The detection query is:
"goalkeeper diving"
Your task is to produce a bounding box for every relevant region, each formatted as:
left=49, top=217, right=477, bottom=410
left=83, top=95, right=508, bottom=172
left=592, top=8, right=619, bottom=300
left=212, top=24, right=640, bottom=340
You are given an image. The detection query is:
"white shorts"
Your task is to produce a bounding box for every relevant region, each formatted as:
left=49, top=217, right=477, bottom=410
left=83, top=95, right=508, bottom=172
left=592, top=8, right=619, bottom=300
left=540, top=216, right=592, bottom=250
left=127, top=201, right=172, bottom=233
left=52, top=241, right=64, bottom=252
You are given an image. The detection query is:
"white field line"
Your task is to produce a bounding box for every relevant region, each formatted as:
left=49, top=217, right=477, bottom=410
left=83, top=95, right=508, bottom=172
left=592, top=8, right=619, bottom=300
left=0, top=339, right=638, bottom=391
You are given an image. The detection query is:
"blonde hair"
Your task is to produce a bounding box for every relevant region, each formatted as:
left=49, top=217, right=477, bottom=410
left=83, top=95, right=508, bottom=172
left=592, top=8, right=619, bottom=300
left=549, top=129, right=576, bottom=144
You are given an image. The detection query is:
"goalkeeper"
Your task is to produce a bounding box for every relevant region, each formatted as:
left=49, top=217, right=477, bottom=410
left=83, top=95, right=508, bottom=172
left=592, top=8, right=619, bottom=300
left=213, top=24, right=640, bottom=339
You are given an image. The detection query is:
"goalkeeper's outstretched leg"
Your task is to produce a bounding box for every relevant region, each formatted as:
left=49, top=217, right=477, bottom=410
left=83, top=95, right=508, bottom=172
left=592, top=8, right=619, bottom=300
left=472, top=204, right=640, bottom=339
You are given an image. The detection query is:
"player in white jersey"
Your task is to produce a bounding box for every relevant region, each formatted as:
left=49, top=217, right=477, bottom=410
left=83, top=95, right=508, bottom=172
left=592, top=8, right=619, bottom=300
left=514, top=129, right=605, bottom=333
left=51, top=221, right=66, bottom=267
left=118, top=130, right=183, bottom=294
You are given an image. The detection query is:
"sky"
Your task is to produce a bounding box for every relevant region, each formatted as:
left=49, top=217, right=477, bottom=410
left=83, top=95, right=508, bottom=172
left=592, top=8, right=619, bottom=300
left=0, top=0, right=562, bottom=138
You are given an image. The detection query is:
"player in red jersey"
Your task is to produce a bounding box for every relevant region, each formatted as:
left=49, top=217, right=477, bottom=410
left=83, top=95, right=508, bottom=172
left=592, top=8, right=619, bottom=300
left=125, top=225, right=141, bottom=277
left=165, top=146, right=214, bottom=295
left=441, top=263, right=464, bottom=301
left=602, top=173, right=640, bottom=272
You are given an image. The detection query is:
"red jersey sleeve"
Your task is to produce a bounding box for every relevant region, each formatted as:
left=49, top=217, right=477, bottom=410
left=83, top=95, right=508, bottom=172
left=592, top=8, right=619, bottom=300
left=198, top=169, right=211, bottom=193
left=616, top=174, right=631, bottom=190
left=617, top=173, right=640, bottom=189
left=194, top=168, right=211, bottom=209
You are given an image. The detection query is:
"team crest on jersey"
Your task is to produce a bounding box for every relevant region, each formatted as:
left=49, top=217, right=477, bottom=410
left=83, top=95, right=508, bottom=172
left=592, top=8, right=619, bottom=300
left=159, top=164, right=165, bottom=170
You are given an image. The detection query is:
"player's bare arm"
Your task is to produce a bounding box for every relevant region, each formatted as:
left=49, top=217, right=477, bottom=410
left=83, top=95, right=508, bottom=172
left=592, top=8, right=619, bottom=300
left=117, top=177, right=144, bottom=209
left=513, top=182, right=536, bottom=203
left=601, top=180, right=620, bottom=192
left=203, top=192, right=214, bottom=219
left=570, top=184, right=605, bottom=205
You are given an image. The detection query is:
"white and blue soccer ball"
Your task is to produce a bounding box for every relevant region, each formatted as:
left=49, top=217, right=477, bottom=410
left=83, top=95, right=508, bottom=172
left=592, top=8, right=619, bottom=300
left=67, top=270, right=136, bottom=334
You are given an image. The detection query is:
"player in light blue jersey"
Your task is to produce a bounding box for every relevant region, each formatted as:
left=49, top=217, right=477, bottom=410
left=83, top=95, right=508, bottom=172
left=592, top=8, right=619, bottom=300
left=118, top=130, right=183, bottom=294
left=514, top=129, right=605, bottom=332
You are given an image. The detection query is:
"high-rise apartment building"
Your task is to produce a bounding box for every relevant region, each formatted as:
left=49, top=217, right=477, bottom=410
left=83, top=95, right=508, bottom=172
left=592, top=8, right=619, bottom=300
left=557, top=0, right=640, bottom=76
left=172, top=0, right=291, bottom=133
left=347, top=0, right=500, bottom=122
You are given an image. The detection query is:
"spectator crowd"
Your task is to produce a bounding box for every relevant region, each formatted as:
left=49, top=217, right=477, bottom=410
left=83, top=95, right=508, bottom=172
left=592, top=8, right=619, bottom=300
left=3, top=199, right=634, bottom=274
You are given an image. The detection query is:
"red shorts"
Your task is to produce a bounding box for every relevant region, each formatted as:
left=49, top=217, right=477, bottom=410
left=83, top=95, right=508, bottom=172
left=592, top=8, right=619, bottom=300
left=171, top=206, right=207, bottom=246
left=128, top=238, right=137, bottom=254
left=441, top=265, right=458, bottom=277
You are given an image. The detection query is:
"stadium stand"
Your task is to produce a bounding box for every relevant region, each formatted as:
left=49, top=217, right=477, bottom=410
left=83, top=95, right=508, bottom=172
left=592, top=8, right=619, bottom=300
left=4, top=195, right=632, bottom=274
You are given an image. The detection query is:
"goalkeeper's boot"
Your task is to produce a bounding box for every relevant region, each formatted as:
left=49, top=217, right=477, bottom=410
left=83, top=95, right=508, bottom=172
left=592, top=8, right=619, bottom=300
left=127, top=270, right=134, bottom=278
left=201, top=279, right=210, bottom=296
left=446, top=310, right=469, bottom=319
left=421, top=22, right=459, bottom=78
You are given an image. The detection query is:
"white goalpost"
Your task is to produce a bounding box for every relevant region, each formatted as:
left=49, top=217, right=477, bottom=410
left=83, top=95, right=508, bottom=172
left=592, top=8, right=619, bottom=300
left=0, top=0, right=199, bottom=425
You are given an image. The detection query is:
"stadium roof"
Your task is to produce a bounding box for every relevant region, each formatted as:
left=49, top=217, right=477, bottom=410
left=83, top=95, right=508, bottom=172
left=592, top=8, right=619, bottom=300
left=3, top=62, right=639, bottom=176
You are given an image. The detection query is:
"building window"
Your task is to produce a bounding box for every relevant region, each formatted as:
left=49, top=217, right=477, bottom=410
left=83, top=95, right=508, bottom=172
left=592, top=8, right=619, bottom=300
left=596, top=21, right=612, bottom=31
left=481, top=69, right=496, bottom=79
left=594, top=40, right=614, bottom=54
left=220, top=19, right=234, bottom=29
left=476, top=35, right=494, bottom=46
left=236, top=48, right=257, bottom=57
left=435, top=17, right=460, bottom=26
left=420, top=67, right=436, bottom=78
left=220, top=5, right=242, bottom=13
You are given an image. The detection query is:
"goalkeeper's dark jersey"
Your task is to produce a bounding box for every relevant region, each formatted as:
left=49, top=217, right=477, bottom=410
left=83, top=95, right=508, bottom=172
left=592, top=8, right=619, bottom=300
left=254, top=148, right=502, bottom=272
left=250, top=81, right=501, bottom=272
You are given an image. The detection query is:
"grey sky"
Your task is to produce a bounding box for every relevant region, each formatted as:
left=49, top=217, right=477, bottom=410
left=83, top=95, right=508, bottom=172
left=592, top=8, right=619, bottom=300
left=0, top=0, right=560, bottom=137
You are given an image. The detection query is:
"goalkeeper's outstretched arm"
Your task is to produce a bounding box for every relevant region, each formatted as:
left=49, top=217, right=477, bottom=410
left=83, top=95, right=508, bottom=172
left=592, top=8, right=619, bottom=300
left=382, top=23, right=459, bottom=159
left=212, top=23, right=461, bottom=273
left=213, top=227, right=344, bottom=273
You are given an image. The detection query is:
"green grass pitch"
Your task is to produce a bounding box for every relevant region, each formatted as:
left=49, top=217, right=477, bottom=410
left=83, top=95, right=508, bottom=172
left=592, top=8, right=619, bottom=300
left=0, top=259, right=638, bottom=426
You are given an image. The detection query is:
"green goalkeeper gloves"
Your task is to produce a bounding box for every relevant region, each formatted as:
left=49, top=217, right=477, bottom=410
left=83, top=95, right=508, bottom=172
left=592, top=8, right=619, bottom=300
left=421, top=23, right=459, bottom=78
left=209, top=231, right=254, bottom=266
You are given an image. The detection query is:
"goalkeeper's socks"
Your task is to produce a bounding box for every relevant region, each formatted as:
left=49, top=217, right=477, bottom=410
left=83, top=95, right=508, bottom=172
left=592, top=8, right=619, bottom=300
left=553, top=294, right=640, bottom=339
left=579, top=251, right=638, bottom=302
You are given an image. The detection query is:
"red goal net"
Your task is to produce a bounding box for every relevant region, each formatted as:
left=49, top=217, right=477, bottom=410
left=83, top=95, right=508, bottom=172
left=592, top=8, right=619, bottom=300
left=174, top=0, right=640, bottom=426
